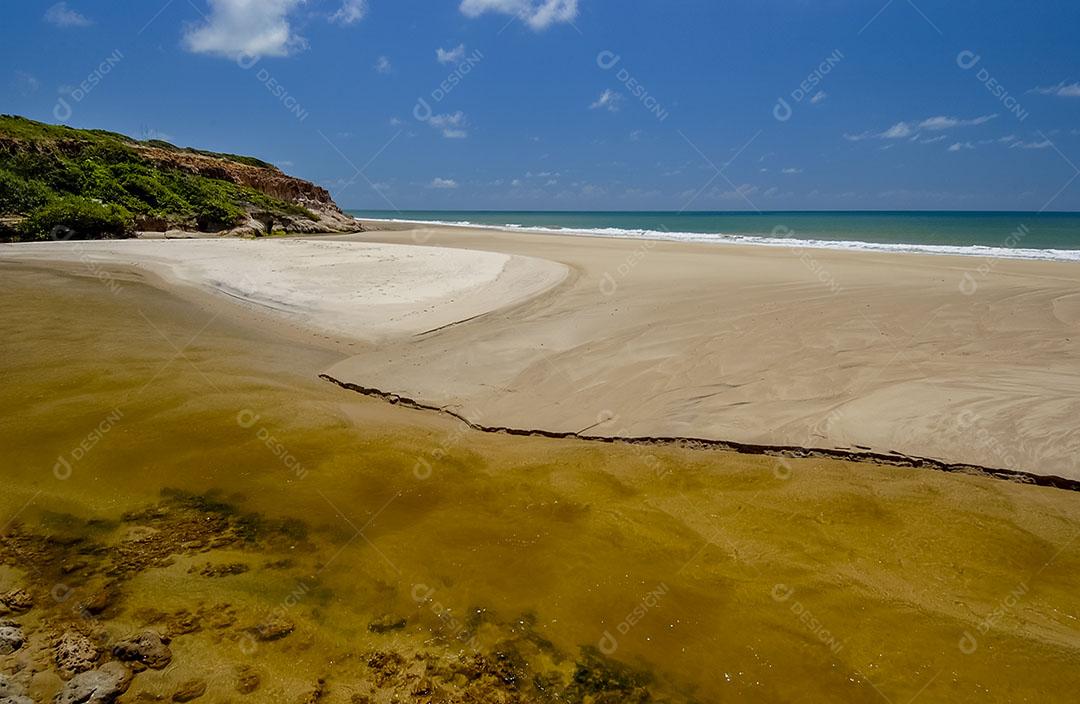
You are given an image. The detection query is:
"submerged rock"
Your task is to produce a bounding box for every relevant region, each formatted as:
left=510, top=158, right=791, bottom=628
left=234, top=665, right=260, bottom=695
left=53, top=662, right=132, bottom=704
left=0, top=620, right=24, bottom=655
left=299, top=678, right=326, bottom=704
left=55, top=631, right=101, bottom=676
left=0, top=673, right=33, bottom=704
left=79, top=588, right=114, bottom=616
left=171, top=679, right=207, bottom=702
left=111, top=631, right=172, bottom=670
left=367, top=614, right=407, bottom=634
left=0, top=590, right=32, bottom=614
left=195, top=562, right=249, bottom=578
left=250, top=616, right=294, bottom=642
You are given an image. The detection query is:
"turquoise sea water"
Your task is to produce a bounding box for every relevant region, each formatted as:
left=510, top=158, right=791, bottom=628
left=348, top=210, right=1080, bottom=261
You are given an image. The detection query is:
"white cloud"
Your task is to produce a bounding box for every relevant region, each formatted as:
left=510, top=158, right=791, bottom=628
left=430, top=178, right=459, bottom=189
left=374, top=55, right=392, bottom=73
left=947, top=141, right=974, bottom=152
left=918, top=114, right=997, bottom=130
left=848, top=114, right=997, bottom=143
left=881, top=122, right=914, bottom=139
left=919, top=135, right=947, bottom=144
left=428, top=111, right=468, bottom=138
left=330, top=0, right=367, bottom=25
left=1030, top=81, right=1080, bottom=98
left=1010, top=139, right=1052, bottom=150
left=436, top=44, right=467, bottom=65
left=590, top=88, right=621, bottom=112
left=781, top=167, right=802, bottom=174
left=184, top=0, right=307, bottom=59
left=810, top=90, right=827, bottom=105
left=389, top=117, right=403, bottom=126
left=459, top=0, right=578, bottom=30
left=44, top=2, right=92, bottom=27
left=12, top=71, right=40, bottom=95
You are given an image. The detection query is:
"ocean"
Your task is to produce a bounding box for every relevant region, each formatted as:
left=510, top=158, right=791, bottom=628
left=347, top=210, right=1080, bottom=261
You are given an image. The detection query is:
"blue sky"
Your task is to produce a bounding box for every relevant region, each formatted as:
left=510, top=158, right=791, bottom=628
left=3, top=0, right=1079, bottom=211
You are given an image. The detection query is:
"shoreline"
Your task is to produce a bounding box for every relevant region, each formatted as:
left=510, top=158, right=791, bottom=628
left=352, top=215, right=1080, bottom=263
left=318, top=372, right=1080, bottom=492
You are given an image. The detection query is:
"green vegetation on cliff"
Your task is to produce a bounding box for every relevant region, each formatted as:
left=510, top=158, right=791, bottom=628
left=0, top=115, right=316, bottom=241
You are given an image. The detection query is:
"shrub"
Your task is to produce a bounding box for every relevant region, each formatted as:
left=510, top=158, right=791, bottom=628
left=21, top=196, right=134, bottom=240
left=0, top=169, right=53, bottom=214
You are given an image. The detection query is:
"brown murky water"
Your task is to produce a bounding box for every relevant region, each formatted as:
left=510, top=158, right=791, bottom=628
left=1, top=264, right=1078, bottom=703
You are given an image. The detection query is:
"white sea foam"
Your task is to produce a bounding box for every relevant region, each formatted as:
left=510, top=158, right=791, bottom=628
left=356, top=217, right=1080, bottom=263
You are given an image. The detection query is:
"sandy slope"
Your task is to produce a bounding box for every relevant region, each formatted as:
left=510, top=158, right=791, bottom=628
left=324, top=222, right=1080, bottom=481
left=0, top=238, right=569, bottom=342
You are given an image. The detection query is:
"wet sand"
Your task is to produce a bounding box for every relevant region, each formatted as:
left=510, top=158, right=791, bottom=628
left=1, top=263, right=1078, bottom=702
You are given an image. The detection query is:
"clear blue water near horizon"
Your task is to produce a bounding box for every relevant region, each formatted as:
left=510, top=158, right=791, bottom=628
left=347, top=210, right=1080, bottom=261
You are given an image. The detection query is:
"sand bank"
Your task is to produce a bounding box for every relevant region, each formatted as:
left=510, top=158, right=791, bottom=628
left=4, top=225, right=1078, bottom=481
left=0, top=238, right=569, bottom=342
left=325, top=221, right=1080, bottom=481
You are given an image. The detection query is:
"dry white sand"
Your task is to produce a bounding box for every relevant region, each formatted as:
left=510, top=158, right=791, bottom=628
left=0, top=238, right=569, bottom=342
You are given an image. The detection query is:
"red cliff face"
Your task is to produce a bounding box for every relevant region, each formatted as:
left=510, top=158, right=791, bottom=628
left=133, top=145, right=343, bottom=213
left=130, top=145, right=360, bottom=234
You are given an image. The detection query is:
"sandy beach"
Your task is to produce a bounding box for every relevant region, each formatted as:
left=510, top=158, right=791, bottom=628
left=2, top=252, right=1079, bottom=704
left=4, top=225, right=1078, bottom=482
left=337, top=221, right=1080, bottom=482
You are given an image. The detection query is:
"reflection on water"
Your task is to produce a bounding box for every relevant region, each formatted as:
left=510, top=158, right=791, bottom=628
left=0, top=265, right=1078, bottom=702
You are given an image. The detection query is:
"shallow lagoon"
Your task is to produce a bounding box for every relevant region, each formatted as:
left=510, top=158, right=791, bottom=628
left=1, top=265, right=1077, bottom=702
